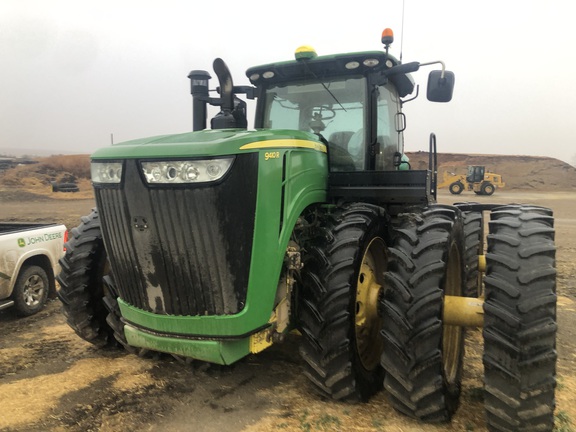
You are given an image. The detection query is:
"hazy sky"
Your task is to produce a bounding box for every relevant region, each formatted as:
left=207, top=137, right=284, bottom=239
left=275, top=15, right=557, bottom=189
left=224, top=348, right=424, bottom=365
left=1, top=0, right=575, bottom=164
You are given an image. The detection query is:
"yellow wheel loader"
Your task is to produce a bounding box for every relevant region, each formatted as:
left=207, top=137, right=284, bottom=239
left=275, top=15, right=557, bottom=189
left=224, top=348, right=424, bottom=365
left=438, top=165, right=505, bottom=195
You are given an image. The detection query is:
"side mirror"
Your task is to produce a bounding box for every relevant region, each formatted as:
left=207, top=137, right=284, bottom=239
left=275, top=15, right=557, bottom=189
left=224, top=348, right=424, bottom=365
left=427, top=70, right=455, bottom=102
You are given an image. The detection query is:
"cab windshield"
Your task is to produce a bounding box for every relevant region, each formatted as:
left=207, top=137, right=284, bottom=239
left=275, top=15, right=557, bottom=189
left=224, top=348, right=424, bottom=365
left=262, top=76, right=401, bottom=171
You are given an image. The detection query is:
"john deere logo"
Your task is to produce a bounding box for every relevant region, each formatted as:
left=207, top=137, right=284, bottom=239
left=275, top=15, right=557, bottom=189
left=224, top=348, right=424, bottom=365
left=17, top=238, right=25, bottom=248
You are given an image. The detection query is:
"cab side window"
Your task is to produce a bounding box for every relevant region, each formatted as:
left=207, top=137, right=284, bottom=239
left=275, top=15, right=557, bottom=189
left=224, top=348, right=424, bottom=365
left=376, top=83, right=401, bottom=171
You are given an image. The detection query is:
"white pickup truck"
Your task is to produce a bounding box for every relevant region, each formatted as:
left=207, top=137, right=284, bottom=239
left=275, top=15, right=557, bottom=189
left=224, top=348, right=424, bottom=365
left=0, top=223, right=67, bottom=316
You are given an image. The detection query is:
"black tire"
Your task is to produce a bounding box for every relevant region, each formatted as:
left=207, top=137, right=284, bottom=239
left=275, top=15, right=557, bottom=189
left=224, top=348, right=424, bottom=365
left=102, top=273, right=144, bottom=355
left=449, top=182, right=464, bottom=195
left=483, top=205, right=556, bottom=431
left=51, top=182, right=79, bottom=193
left=56, top=209, right=116, bottom=348
left=481, top=182, right=495, bottom=196
left=456, top=205, right=484, bottom=297
left=380, top=205, right=465, bottom=422
left=298, top=203, right=387, bottom=401
left=13, top=265, right=50, bottom=316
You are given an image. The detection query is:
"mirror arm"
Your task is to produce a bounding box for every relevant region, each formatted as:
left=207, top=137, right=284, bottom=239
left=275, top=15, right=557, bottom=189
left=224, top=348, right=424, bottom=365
left=400, top=84, right=419, bottom=106
left=419, top=60, right=446, bottom=78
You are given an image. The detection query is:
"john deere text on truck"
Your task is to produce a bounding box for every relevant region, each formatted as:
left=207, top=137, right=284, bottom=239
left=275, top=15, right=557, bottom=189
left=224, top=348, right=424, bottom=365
left=58, top=29, right=557, bottom=431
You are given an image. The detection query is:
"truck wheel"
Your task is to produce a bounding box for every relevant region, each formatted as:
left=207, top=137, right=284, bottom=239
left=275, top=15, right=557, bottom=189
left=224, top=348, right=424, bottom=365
left=455, top=205, right=484, bottom=297
left=13, top=265, right=49, bottom=316
left=449, top=182, right=464, bottom=195
left=483, top=205, right=556, bottom=431
left=380, top=205, right=465, bottom=422
left=56, top=209, right=116, bottom=348
left=298, top=203, right=387, bottom=401
left=481, top=182, right=495, bottom=196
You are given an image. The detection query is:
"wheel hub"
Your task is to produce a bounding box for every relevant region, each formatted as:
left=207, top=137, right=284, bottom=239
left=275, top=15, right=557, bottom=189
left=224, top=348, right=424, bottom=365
left=23, top=275, right=45, bottom=307
left=355, top=237, right=386, bottom=371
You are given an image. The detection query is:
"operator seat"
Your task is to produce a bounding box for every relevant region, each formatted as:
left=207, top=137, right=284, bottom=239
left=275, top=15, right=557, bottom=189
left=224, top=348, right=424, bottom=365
left=375, top=136, right=396, bottom=171
left=328, top=131, right=356, bottom=171
left=347, top=129, right=365, bottom=170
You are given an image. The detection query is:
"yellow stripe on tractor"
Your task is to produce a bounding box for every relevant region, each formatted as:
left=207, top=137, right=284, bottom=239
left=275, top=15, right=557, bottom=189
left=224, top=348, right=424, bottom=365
left=239, top=139, right=327, bottom=153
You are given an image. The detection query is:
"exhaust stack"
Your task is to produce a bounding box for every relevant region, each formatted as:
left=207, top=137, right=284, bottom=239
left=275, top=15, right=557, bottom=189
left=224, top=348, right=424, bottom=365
left=188, top=58, right=249, bottom=131
left=211, top=58, right=237, bottom=129
left=188, top=70, right=211, bottom=131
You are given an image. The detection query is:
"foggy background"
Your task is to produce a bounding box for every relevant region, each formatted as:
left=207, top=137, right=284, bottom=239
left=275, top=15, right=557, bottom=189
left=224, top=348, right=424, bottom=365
left=1, top=0, right=575, bottom=164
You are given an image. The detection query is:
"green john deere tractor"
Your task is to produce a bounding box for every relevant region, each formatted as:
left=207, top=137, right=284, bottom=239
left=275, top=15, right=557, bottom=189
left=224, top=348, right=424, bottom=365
left=58, top=29, right=557, bottom=431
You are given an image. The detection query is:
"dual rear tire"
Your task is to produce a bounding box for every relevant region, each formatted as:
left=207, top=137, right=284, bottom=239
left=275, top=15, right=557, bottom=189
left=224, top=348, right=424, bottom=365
left=483, top=205, right=556, bottom=431
left=299, top=203, right=467, bottom=419
left=380, top=205, right=465, bottom=421
left=300, top=203, right=557, bottom=431
left=298, top=203, right=387, bottom=401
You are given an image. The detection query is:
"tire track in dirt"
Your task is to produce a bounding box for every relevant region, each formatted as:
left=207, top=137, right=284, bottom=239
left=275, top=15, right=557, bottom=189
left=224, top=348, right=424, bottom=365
left=0, top=304, right=159, bottom=431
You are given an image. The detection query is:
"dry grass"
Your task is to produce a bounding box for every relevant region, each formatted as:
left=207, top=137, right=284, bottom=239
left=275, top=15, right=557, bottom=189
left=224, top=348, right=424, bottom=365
left=39, top=154, right=91, bottom=179
left=0, top=154, right=90, bottom=185
left=0, top=154, right=94, bottom=199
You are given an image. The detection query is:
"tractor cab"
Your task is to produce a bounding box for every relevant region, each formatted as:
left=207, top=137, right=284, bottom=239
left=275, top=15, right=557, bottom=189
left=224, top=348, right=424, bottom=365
left=247, top=47, right=413, bottom=174
left=190, top=30, right=455, bottom=207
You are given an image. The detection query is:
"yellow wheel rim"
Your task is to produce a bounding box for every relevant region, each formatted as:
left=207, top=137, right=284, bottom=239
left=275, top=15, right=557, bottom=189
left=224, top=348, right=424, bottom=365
left=355, top=237, right=386, bottom=371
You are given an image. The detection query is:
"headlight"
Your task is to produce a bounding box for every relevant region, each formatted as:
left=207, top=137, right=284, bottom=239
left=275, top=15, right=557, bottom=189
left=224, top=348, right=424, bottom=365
left=141, top=157, right=234, bottom=184
left=91, top=161, right=123, bottom=184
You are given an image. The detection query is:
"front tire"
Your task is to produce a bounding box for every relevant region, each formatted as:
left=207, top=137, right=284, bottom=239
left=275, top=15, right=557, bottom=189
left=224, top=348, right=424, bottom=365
left=449, top=182, right=464, bottom=195
left=380, top=205, right=465, bottom=422
left=483, top=205, right=556, bottom=431
left=481, top=182, right=495, bottom=196
left=56, top=209, right=116, bottom=348
left=298, top=203, right=387, bottom=401
left=13, top=265, right=49, bottom=316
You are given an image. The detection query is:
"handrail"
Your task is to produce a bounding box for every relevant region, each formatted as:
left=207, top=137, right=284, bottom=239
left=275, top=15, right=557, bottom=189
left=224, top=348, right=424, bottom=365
left=429, top=133, right=438, bottom=201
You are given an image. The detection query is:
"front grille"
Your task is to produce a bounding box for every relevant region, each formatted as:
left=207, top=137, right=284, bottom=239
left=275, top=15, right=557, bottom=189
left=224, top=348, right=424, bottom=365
left=95, top=154, right=258, bottom=316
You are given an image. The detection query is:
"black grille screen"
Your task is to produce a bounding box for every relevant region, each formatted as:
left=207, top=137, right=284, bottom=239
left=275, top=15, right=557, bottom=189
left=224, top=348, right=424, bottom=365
left=96, top=154, right=258, bottom=316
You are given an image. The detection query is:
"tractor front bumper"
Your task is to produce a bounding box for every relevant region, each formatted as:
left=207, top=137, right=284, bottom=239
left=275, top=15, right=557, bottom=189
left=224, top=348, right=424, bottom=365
left=123, top=322, right=272, bottom=366
left=124, top=323, right=250, bottom=365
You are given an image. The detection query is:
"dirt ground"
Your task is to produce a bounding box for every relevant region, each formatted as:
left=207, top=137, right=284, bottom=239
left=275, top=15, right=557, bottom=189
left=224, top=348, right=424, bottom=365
left=1, top=187, right=575, bottom=432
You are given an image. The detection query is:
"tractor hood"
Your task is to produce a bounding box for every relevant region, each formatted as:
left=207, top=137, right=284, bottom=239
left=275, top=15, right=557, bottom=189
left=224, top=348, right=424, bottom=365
left=91, top=129, right=323, bottom=160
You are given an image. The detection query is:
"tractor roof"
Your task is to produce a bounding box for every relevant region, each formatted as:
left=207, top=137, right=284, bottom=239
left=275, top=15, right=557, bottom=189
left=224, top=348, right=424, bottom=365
left=246, top=50, right=415, bottom=97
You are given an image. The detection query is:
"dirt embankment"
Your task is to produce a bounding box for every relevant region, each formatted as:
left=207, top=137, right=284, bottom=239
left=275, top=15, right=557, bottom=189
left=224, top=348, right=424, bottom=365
left=2, top=153, right=575, bottom=197
left=0, top=154, right=94, bottom=228
left=407, top=152, right=576, bottom=190
left=0, top=154, right=92, bottom=196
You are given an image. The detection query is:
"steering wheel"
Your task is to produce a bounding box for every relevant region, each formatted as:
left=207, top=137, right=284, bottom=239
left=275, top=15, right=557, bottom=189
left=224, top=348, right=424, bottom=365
left=313, top=105, right=336, bottom=120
